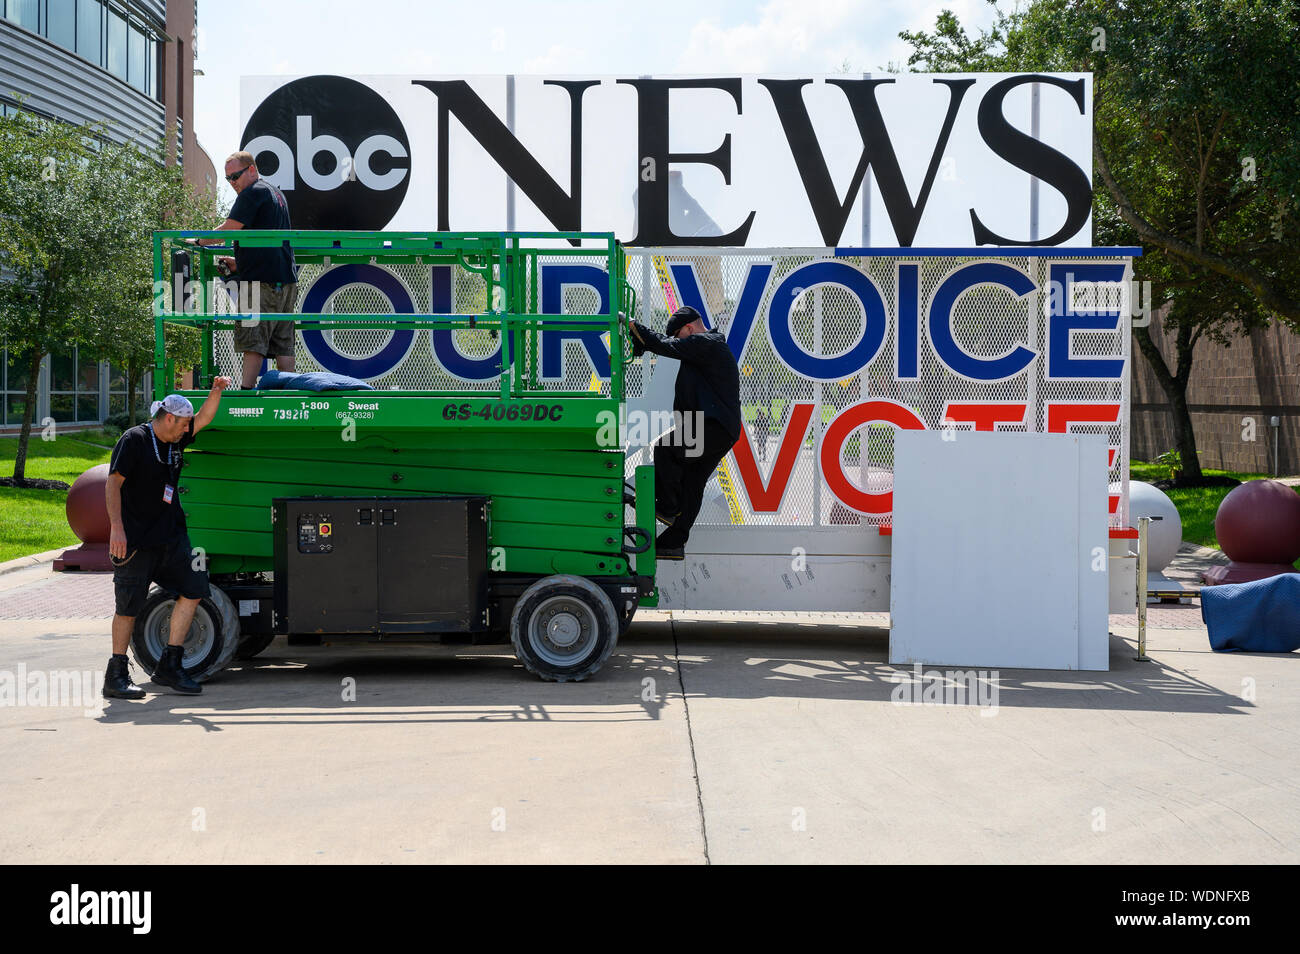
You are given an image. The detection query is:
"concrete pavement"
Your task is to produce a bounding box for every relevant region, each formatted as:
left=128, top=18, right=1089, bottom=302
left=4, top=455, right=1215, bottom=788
left=1, top=558, right=1296, bottom=864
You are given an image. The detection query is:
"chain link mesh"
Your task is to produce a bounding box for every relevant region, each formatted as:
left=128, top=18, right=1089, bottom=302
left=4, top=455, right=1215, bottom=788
left=624, top=250, right=1131, bottom=530
left=211, top=253, right=618, bottom=394
left=210, top=250, right=1130, bottom=529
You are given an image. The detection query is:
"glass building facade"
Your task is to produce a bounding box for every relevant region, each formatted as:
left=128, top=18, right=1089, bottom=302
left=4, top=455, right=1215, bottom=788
left=2, top=0, right=159, bottom=97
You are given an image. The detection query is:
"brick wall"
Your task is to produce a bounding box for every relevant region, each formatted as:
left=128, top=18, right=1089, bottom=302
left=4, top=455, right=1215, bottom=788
left=1131, top=308, right=1299, bottom=475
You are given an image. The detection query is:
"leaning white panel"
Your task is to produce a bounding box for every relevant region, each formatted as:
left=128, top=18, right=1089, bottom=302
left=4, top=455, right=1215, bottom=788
left=889, top=431, right=1109, bottom=671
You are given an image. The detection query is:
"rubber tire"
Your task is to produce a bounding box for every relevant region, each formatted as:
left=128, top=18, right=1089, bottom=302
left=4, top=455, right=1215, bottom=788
left=510, top=575, right=619, bottom=682
left=128, top=584, right=241, bottom=683
left=236, top=632, right=277, bottom=660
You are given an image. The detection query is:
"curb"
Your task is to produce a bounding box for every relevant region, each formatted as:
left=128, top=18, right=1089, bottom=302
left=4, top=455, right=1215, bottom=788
left=0, top=548, right=65, bottom=578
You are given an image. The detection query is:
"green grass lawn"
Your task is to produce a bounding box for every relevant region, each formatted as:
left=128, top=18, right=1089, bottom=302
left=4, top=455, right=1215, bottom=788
left=1130, top=460, right=1297, bottom=561
left=0, top=430, right=1292, bottom=564
left=0, top=429, right=118, bottom=563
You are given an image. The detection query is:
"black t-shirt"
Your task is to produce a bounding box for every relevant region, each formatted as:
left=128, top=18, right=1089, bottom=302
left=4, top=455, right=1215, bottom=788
left=109, top=420, right=195, bottom=549
left=229, top=178, right=296, bottom=283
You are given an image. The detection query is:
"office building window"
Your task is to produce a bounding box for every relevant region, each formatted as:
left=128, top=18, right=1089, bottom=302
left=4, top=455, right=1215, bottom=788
left=48, top=347, right=102, bottom=423
left=2, top=349, right=35, bottom=427
left=105, top=6, right=125, bottom=81
left=4, top=0, right=41, bottom=32
left=47, top=0, right=75, bottom=50
left=127, top=23, right=145, bottom=91
left=76, top=0, right=101, bottom=66
left=107, top=364, right=149, bottom=419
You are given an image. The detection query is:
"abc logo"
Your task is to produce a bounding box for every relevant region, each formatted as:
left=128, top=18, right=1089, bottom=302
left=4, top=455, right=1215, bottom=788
left=241, top=75, right=410, bottom=229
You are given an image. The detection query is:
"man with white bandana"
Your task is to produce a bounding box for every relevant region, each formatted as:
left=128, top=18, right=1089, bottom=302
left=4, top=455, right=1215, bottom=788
left=104, top=379, right=232, bottom=698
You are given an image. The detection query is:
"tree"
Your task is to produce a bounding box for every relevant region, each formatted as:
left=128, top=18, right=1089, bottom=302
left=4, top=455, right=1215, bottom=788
left=0, top=109, right=106, bottom=483
left=900, top=0, right=1300, bottom=484
left=0, top=108, right=220, bottom=483
left=77, top=130, right=218, bottom=424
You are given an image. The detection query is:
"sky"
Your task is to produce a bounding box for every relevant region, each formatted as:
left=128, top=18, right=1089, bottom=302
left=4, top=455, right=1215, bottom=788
left=192, top=0, right=1003, bottom=212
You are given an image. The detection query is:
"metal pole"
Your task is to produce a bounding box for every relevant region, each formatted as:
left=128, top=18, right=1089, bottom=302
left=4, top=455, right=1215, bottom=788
left=1271, top=416, right=1280, bottom=476
left=1134, top=515, right=1150, bottom=662
left=1030, top=82, right=1041, bottom=242
left=505, top=75, right=516, bottom=231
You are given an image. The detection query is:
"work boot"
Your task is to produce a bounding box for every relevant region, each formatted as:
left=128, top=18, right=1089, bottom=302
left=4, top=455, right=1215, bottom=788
left=151, top=644, right=202, bottom=695
left=102, top=654, right=145, bottom=700
left=656, top=534, right=686, bottom=560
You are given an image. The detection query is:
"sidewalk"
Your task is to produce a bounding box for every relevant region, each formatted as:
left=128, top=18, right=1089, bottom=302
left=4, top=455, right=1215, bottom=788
left=3, top=540, right=1295, bottom=864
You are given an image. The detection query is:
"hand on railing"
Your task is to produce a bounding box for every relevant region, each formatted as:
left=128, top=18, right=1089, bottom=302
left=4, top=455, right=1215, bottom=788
left=620, top=311, right=643, bottom=361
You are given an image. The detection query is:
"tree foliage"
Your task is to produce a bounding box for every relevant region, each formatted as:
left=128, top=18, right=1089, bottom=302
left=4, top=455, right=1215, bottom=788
left=899, top=0, right=1300, bottom=483
left=0, top=107, right=221, bottom=482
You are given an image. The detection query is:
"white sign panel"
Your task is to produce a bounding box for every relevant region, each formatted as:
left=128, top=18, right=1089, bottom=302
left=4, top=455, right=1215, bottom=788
left=239, top=73, right=1093, bottom=247
left=889, top=431, right=1110, bottom=670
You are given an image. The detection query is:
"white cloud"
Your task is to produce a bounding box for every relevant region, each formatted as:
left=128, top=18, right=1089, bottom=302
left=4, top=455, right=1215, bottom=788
left=676, top=0, right=1000, bottom=74
left=523, top=44, right=585, bottom=74
left=677, top=0, right=861, bottom=73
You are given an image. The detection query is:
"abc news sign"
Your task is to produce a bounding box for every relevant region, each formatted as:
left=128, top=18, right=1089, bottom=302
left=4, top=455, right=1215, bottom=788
left=239, top=73, right=1094, bottom=247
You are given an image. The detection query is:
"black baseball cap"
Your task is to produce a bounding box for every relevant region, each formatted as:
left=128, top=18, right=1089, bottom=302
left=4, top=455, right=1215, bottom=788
left=666, top=306, right=702, bottom=337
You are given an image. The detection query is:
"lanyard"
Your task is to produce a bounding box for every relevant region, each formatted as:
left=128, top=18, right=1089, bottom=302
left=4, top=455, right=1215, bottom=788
left=146, top=423, right=179, bottom=470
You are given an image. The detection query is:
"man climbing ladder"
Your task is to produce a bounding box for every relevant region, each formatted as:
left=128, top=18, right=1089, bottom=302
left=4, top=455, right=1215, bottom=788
left=626, top=306, right=741, bottom=560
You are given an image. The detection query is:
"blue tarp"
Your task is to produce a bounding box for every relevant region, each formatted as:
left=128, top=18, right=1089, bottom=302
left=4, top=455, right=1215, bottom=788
left=1201, top=573, right=1300, bottom=653
left=257, top=369, right=373, bottom=392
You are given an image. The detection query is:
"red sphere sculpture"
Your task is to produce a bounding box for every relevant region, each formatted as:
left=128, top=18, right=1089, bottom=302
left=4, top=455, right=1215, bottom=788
left=55, top=463, right=113, bottom=571
left=65, top=463, right=112, bottom=543
left=1203, top=479, right=1300, bottom=585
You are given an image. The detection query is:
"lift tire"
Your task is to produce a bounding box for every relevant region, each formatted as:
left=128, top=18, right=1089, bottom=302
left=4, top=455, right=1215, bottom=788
left=128, top=584, right=241, bottom=683
left=510, top=574, right=619, bottom=682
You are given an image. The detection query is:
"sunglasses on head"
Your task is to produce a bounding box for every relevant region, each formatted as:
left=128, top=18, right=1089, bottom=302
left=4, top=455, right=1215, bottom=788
left=225, top=165, right=250, bottom=183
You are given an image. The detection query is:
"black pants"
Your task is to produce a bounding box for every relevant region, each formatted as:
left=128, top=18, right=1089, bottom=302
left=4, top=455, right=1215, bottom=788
left=655, top=418, right=736, bottom=549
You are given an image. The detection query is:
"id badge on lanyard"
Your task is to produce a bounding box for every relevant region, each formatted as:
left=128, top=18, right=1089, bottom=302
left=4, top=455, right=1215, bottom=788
left=149, top=423, right=181, bottom=505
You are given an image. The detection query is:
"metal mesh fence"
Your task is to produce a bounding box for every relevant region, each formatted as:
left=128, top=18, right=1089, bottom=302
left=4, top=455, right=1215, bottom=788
left=211, top=252, right=621, bottom=395
left=623, top=249, right=1131, bottom=530
left=210, top=248, right=1131, bottom=530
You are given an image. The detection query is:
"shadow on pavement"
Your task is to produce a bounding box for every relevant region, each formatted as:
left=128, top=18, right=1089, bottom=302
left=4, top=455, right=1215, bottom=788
left=95, top=619, right=1259, bottom=728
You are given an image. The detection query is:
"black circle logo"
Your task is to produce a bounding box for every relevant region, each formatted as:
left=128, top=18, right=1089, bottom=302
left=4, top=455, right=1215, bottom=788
left=241, top=75, right=410, bottom=230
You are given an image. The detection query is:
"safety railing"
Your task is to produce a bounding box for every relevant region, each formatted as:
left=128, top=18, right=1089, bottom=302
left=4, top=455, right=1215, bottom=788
left=151, top=230, right=637, bottom=402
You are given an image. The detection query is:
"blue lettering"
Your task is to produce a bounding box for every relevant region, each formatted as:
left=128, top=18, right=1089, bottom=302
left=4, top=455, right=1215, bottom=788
left=669, top=261, right=774, bottom=361
left=540, top=264, right=610, bottom=380
left=896, top=263, right=920, bottom=379
left=300, top=264, right=415, bottom=378
left=928, top=262, right=1036, bottom=381
left=768, top=262, right=887, bottom=381
left=429, top=265, right=515, bottom=380
left=1047, top=263, right=1126, bottom=380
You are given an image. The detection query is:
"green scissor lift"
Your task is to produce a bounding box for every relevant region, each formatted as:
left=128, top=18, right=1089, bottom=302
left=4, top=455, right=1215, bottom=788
left=138, top=230, right=658, bottom=683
